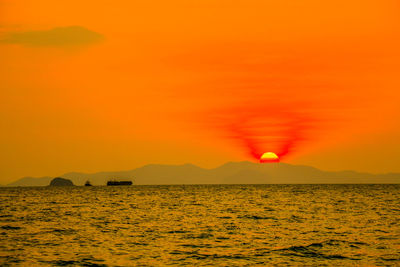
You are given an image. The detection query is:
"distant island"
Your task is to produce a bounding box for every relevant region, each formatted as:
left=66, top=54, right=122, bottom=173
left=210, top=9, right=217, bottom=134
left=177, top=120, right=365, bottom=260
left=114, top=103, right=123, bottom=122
left=5, top=162, right=400, bottom=187
left=49, top=177, right=74, bottom=186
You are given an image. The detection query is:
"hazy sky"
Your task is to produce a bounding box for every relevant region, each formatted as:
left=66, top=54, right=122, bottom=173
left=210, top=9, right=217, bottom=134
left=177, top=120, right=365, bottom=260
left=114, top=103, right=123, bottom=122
left=1, top=0, right=400, bottom=183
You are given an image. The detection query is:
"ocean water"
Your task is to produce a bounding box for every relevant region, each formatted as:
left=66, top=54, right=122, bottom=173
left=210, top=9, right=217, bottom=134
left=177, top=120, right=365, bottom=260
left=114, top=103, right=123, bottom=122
left=0, top=184, right=399, bottom=266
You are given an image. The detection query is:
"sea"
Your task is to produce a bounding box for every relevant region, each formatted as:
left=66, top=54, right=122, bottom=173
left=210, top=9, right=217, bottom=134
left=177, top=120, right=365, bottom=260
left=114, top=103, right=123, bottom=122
left=0, top=184, right=399, bottom=266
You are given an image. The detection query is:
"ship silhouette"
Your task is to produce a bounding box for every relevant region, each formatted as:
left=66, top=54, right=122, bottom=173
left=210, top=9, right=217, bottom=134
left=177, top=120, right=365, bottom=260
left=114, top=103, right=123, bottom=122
left=106, top=180, right=132, bottom=186
left=84, top=180, right=92, bottom=186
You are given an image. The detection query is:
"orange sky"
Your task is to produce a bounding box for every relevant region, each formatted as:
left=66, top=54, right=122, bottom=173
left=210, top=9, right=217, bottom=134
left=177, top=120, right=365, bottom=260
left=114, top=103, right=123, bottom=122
left=1, top=0, right=400, bottom=183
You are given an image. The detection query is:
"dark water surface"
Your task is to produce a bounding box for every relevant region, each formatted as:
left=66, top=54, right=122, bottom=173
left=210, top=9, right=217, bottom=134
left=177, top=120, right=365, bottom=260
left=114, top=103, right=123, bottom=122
left=1, top=185, right=399, bottom=266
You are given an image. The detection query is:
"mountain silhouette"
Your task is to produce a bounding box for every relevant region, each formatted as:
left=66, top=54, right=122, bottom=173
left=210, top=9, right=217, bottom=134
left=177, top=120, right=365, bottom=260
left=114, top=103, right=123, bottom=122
left=5, top=162, right=400, bottom=186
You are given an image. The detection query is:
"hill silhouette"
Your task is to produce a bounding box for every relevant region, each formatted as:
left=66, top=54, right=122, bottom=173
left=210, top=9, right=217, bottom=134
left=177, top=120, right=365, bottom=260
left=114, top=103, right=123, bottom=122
left=49, top=177, right=74, bottom=186
left=5, top=162, right=400, bottom=186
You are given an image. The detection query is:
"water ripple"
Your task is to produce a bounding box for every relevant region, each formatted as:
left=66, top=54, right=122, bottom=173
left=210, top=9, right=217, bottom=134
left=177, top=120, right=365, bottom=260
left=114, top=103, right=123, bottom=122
left=0, top=184, right=399, bottom=266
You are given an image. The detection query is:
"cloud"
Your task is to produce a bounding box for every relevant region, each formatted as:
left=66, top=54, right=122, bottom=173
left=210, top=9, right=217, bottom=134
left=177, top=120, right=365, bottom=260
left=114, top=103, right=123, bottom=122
left=0, top=26, right=104, bottom=46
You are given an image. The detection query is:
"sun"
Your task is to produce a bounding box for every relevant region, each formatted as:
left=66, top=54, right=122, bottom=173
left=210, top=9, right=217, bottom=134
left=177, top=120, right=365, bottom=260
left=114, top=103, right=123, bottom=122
left=260, top=152, right=279, bottom=163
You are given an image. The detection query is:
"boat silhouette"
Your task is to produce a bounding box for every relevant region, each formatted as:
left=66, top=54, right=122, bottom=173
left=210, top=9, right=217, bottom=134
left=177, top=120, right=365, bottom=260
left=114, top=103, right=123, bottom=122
left=106, top=180, right=132, bottom=186
left=84, top=180, right=92, bottom=186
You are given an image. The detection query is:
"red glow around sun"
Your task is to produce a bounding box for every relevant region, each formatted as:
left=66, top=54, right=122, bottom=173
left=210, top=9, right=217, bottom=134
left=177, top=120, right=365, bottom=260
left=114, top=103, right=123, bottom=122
left=206, top=105, right=315, bottom=163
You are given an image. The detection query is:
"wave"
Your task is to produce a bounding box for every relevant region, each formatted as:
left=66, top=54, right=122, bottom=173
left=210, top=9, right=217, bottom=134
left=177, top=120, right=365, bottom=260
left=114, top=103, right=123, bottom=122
left=274, top=240, right=368, bottom=260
